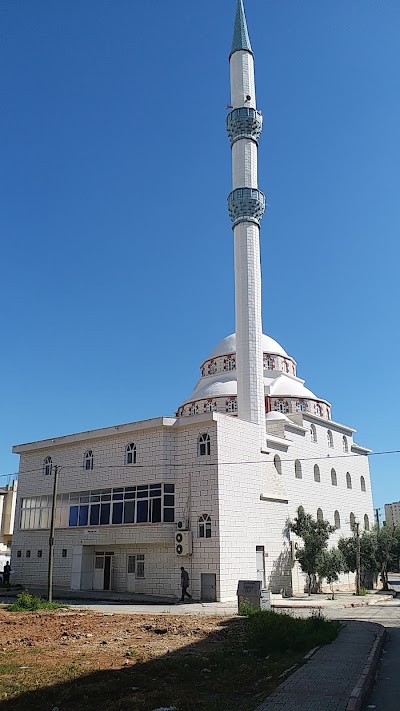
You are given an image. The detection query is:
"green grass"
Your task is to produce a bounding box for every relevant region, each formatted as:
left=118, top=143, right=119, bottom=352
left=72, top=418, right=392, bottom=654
left=5, top=592, right=67, bottom=612
left=244, top=609, right=341, bottom=654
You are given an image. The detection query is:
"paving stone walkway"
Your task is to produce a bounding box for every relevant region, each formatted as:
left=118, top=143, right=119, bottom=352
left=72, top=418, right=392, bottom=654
left=256, top=620, right=379, bottom=710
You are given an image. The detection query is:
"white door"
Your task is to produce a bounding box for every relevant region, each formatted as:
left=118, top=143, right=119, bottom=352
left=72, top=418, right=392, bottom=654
left=256, top=546, right=266, bottom=587
left=126, top=555, right=136, bottom=592
left=93, top=554, right=105, bottom=590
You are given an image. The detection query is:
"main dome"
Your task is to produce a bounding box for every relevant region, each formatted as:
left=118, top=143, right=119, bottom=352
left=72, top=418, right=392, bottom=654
left=177, top=332, right=331, bottom=420
left=208, top=333, right=288, bottom=359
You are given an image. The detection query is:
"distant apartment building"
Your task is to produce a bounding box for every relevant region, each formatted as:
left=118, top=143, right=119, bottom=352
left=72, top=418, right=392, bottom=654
left=384, top=502, right=400, bottom=528
left=0, top=480, right=18, bottom=555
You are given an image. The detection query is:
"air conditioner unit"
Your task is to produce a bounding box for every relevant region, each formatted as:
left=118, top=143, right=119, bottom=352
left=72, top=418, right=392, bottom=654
left=175, top=530, right=192, bottom=556
left=177, top=521, right=185, bottom=530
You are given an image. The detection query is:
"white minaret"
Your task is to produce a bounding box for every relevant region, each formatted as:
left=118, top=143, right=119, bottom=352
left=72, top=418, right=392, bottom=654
left=227, top=0, right=266, bottom=434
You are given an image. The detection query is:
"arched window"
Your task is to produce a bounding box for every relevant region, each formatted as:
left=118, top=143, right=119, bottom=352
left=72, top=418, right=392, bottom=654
left=208, top=362, right=217, bottom=375
left=198, top=514, right=211, bottom=538
left=317, top=508, right=323, bottom=522
left=296, top=401, right=306, bottom=413
left=265, top=356, right=275, bottom=370
left=295, top=460, right=302, bottom=479
left=310, top=424, right=317, bottom=443
left=225, top=358, right=236, bottom=371
left=343, top=436, right=348, bottom=453
left=331, top=468, right=337, bottom=486
left=198, top=433, right=211, bottom=456
left=360, top=476, right=366, bottom=492
left=205, top=402, right=216, bottom=413
left=274, top=454, right=282, bottom=475
left=275, top=400, right=289, bottom=414
left=190, top=404, right=199, bottom=415
left=283, top=361, right=289, bottom=373
left=126, top=443, right=137, bottom=465
left=350, top=512, right=356, bottom=531
left=364, top=514, right=370, bottom=531
left=327, top=430, right=334, bottom=448
left=313, top=464, right=320, bottom=483
left=226, top=399, right=238, bottom=413
left=315, top=403, right=322, bottom=416
left=84, top=450, right=93, bottom=471
left=346, top=472, right=352, bottom=490
left=44, top=456, right=52, bottom=476
left=334, top=510, right=341, bottom=529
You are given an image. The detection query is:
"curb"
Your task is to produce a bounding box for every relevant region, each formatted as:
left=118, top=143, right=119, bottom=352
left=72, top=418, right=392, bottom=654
left=346, top=625, right=386, bottom=711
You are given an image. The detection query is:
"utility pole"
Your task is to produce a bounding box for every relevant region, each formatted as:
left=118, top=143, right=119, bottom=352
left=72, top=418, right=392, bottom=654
left=47, top=464, right=60, bottom=603
left=355, top=521, right=361, bottom=595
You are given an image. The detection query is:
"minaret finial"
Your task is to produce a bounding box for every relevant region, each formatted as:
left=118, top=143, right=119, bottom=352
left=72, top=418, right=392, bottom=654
left=230, top=0, right=253, bottom=58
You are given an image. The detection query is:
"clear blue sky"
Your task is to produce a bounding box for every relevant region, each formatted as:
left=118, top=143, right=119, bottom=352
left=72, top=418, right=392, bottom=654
left=1, top=1, right=399, bottom=517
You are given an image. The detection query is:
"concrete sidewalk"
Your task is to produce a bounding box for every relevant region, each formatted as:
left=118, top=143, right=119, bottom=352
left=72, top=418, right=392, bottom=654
left=256, top=620, right=385, bottom=711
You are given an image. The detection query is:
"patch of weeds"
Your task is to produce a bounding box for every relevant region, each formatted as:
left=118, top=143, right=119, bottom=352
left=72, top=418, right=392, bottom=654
left=126, top=648, right=139, bottom=659
left=244, top=609, right=341, bottom=654
left=354, top=588, right=369, bottom=596
left=5, top=592, right=67, bottom=612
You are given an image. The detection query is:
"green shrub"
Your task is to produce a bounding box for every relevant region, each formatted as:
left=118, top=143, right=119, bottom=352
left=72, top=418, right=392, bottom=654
left=5, top=591, right=67, bottom=612
left=245, top=609, right=340, bottom=654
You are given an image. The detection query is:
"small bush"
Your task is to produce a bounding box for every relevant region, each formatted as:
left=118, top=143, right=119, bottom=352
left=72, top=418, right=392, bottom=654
left=354, top=588, right=368, bottom=597
left=245, top=609, right=340, bottom=654
left=5, top=591, right=67, bottom=612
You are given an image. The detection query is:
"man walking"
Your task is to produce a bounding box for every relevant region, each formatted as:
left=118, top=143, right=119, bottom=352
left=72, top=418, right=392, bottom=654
left=2, top=562, right=11, bottom=586
left=180, top=566, right=192, bottom=602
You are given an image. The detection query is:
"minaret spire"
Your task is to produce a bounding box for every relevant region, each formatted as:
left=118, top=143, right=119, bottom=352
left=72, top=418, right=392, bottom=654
left=227, top=1, right=266, bottom=438
left=231, top=0, right=253, bottom=57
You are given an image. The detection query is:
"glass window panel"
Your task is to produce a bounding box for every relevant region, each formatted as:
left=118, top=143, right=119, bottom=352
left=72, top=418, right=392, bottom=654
left=125, top=487, right=136, bottom=492
left=80, top=495, right=90, bottom=504
left=112, top=492, right=123, bottom=500
left=127, top=555, right=135, bottom=574
left=137, top=489, right=148, bottom=499
left=123, top=501, right=135, bottom=524
left=70, top=494, right=80, bottom=504
left=89, top=504, right=100, bottom=526
left=58, top=506, right=69, bottom=528
left=101, top=489, right=111, bottom=495
left=163, top=507, right=174, bottom=523
left=101, top=494, right=111, bottom=502
left=91, top=490, right=102, bottom=495
left=78, top=505, right=89, bottom=526
left=40, top=508, right=51, bottom=529
left=124, top=491, right=136, bottom=500
left=90, top=495, right=100, bottom=503
left=21, top=510, right=27, bottom=529
left=137, top=485, right=148, bottom=491
left=150, top=483, right=160, bottom=489
left=164, top=495, right=174, bottom=507
left=164, top=484, right=174, bottom=493
left=151, top=498, right=162, bottom=523
left=113, top=488, right=123, bottom=493
left=100, top=503, right=111, bottom=525
left=95, top=556, right=104, bottom=569
left=69, top=506, right=79, bottom=527
left=137, top=500, right=149, bottom=523
left=112, top=502, right=123, bottom=524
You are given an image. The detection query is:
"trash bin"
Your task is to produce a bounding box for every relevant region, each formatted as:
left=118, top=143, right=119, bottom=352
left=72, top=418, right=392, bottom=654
left=237, top=580, right=262, bottom=612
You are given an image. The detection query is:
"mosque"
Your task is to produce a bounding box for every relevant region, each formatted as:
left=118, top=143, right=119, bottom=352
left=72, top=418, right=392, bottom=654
left=11, top=1, right=373, bottom=601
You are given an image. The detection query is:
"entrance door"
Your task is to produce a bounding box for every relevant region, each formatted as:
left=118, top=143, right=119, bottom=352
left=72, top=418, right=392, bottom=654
left=256, top=546, right=266, bottom=588
left=201, top=573, right=216, bottom=602
left=126, top=555, right=136, bottom=592
left=93, top=553, right=113, bottom=591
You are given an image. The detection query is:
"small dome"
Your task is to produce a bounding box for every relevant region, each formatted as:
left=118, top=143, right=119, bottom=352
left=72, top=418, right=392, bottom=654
left=207, top=333, right=288, bottom=360
left=265, top=411, right=290, bottom=422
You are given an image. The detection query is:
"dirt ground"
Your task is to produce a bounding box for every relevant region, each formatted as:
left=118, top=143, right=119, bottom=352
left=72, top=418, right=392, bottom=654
left=0, top=608, right=297, bottom=711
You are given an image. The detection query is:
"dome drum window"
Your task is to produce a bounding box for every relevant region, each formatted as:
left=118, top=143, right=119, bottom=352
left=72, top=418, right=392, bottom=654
left=226, top=398, right=238, bottom=413
left=346, top=473, right=352, bottom=490
left=360, top=476, right=366, bottom=492
left=310, top=425, right=317, bottom=443
left=327, top=430, right=334, bottom=448
left=198, top=433, right=211, bottom=457
left=343, top=436, right=349, bottom=453
left=313, top=464, right=320, bottom=483
left=331, top=469, right=337, bottom=486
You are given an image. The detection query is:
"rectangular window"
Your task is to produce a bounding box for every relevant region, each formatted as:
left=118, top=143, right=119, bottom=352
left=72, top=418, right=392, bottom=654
left=17, top=550, right=22, bottom=558
left=37, top=550, right=42, bottom=558
left=137, top=499, right=149, bottom=523
left=136, top=555, right=145, bottom=578
left=69, top=506, right=79, bottom=527
left=127, top=555, right=135, bottom=574
left=100, top=503, right=111, bottom=526
left=123, top=500, right=135, bottom=524
left=89, top=504, right=100, bottom=526
left=112, top=501, right=123, bottom=524
left=78, top=505, right=89, bottom=527
left=151, top=497, right=162, bottom=523
left=26, top=550, right=31, bottom=558
left=62, top=549, right=67, bottom=558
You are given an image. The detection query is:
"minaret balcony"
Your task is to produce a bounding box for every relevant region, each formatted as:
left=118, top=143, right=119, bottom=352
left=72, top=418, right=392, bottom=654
left=226, top=107, right=263, bottom=146
left=228, top=187, right=266, bottom=227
